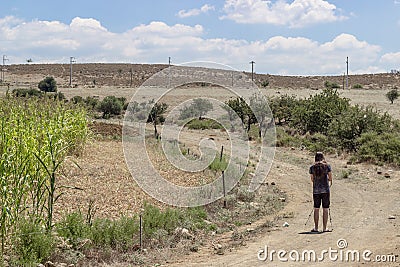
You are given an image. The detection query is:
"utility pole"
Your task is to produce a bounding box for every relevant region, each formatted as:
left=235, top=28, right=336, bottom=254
left=250, top=60, right=255, bottom=82
left=69, top=56, right=76, bottom=87
left=346, top=57, right=349, bottom=90
left=168, top=57, right=171, bottom=88
left=342, top=72, right=345, bottom=90
left=129, top=67, right=133, bottom=87
left=2, top=55, right=9, bottom=82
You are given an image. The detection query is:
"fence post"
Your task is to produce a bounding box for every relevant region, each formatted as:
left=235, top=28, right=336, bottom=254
left=139, top=213, right=143, bottom=250
left=222, top=170, right=227, bottom=208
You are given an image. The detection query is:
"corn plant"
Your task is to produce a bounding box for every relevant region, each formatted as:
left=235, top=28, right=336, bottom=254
left=0, top=97, right=88, bottom=254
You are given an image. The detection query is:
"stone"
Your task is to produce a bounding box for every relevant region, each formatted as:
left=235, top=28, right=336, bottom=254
left=45, top=262, right=56, bottom=267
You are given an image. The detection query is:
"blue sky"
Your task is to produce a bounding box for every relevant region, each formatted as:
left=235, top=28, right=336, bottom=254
left=1, top=0, right=400, bottom=75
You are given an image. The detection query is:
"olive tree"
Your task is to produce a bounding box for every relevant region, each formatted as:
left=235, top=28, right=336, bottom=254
left=38, top=77, right=57, bottom=93
left=386, top=89, right=399, bottom=104
left=147, top=102, right=168, bottom=138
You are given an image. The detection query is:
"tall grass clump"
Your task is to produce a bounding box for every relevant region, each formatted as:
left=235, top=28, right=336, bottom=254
left=0, top=97, right=88, bottom=256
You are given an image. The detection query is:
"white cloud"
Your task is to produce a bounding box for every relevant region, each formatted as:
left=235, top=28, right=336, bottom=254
left=0, top=16, right=392, bottom=75
left=381, top=52, right=400, bottom=65
left=70, top=17, right=107, bottom=32
left=127, top=21, right=203, bottom=37
left=178, top=4, right=215, bottom=18
left=220, top=0, right=347, bottom=27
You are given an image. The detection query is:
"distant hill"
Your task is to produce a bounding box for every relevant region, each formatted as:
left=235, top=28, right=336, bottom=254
left=3, top=63, right=400, bottom=90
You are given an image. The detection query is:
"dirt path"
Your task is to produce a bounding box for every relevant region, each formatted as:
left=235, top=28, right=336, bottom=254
left=168, top=149, right=400, bottom=266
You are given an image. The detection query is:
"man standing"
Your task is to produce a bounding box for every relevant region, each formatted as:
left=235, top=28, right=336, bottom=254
left=309, top=152, right=332, bottom=232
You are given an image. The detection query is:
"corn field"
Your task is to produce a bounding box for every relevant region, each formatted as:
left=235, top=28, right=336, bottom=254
left=0, top=97, right=88, bottom=254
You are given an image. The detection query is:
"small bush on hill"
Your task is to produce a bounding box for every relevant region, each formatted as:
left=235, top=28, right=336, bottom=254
left=324, top=81, right=340, bottom=89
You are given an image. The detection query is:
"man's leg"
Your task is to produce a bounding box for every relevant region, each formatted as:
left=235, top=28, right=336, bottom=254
left=322, top=208, right=329, bottom=231
left=313, top=208, right=319, bottom=231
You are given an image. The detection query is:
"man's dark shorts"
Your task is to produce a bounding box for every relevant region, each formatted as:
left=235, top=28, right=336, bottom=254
left=313, top=193, right=330, bottom=208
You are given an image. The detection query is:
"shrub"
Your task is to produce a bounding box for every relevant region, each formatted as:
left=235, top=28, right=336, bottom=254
left=268, top=94, right=299, bottom=124
left=85, top=96, right=99, bottom=109
left=38, top=77, right=57, bottom=93
left=13, top=88, right=43, bottom=98
left=179, top=98, right=213, bottom=120
left=71, top=95, right=84, bottom=104
left=209, top=154, right=228, bottom=172
left=355, top=132, right=400, bottom=165
left=291, top=88, right=350, bottom=134
left=261, top=80, right=269, bottom=87
left=12, top=219, right=54, bottom=266
left=91, top=216, right=138, bottom=250
left=352, top=84, right=363, bottom=89
left=328, top=105, right=393, bottom=151
left=225, top=97, right=256, bottom=132
left=303, top=133, right=333, bottom=153
left=57, top=212, right=91, bottom=249
left=142, top=203, right=181, bottom=237
left=324, top=81, right=340, bottom=89
left=180, top=207, right=207, bottom=231
left=186, top=118, right=223, bottom=130
left=97, top=96, right=123, bottom=118
left=52, top=91, right=65, bottom=101
left=275, top=127, right=302, bottom=147
left=386, top=89, right=399, bottom=104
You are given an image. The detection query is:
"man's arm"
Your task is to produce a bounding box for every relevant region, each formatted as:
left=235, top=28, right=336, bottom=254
left=310, top=174, right=314, bottom=183
left=328, top=172, right=333, bottom=186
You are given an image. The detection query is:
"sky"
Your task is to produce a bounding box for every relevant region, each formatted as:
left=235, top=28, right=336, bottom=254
left=0, top=0, right=400, bottom=75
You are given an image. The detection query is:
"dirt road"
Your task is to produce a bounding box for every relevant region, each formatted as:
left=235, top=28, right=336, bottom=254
left=169, top=148, right=400, bottom=266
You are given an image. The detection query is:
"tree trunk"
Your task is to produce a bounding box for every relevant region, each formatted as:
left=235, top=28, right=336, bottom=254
left=153, top=121, right=158, bottom=139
